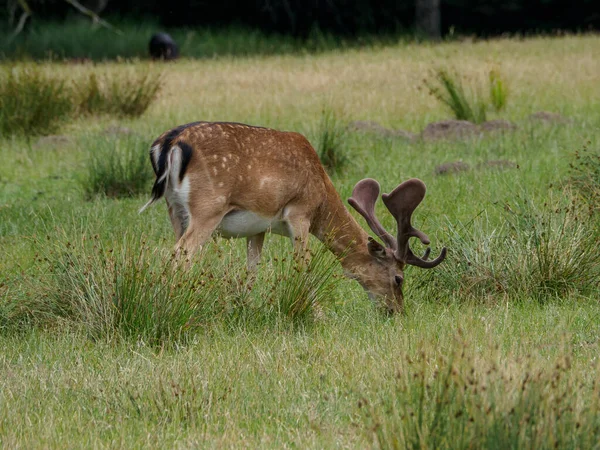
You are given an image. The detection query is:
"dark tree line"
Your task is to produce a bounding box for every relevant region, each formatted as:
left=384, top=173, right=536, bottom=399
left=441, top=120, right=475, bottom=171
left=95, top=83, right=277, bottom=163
left=4, top=0, right=600, bottom=37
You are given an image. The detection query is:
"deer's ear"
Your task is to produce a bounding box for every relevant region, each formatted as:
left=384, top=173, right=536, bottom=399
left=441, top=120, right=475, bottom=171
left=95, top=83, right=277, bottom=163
left=367, top=237, right=387, bottom=259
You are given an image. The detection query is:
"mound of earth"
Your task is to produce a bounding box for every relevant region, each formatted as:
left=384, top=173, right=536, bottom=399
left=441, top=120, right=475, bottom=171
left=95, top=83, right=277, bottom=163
left=528, top=111, right=571, bottom=124
left=434, top=161, right=470, bottom=175
left=421, top=120, right=479, bottom=141
left=480, top=120, right=517, bottom=133
left=348, top=120, right=417, bottom=141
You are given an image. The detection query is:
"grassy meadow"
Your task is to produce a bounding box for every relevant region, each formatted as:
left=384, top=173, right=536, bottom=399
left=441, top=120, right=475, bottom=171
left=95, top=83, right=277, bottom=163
left=1, top=34, right=600, bottom=448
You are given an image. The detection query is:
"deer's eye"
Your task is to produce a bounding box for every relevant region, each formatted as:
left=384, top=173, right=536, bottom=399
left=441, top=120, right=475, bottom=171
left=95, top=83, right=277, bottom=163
left=394, top=275, right=403, bottom=286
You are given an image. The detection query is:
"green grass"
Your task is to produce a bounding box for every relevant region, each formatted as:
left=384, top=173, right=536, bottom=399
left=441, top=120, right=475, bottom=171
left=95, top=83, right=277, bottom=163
left=77, top=71, right=162, bottom=117
left=315, top=108, right=350, bottom=175
left=81, top=135, right=153, bottom=199
left=489, top=69, right=508, bottom=112
left=0, top=64, right=162, bottom=137
left=1, top=35, right=600, bottom=447
left=0, top=65, right=73, bottom=136
left=425, top=68, right=488, bottom=123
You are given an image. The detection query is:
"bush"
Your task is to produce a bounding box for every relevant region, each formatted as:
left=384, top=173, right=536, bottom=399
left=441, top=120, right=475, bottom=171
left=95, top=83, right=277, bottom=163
left=81, top=135, right=153, bottom=199
left=0, top=65, right=73, bottom=136
left=315, top=108, right=349, bottom=175
left=77, top=71, right=162, bottom=117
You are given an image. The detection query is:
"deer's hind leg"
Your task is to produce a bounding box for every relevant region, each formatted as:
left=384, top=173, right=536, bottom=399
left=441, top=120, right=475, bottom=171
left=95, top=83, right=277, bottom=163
left=173, top=198, right=231, bottom=266
left=167, top=201, right=189, bottom=240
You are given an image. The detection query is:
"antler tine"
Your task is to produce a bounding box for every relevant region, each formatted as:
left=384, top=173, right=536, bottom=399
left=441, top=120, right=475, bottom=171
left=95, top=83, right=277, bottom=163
left=381, top=178, right=447, bottom=268
left=407, top=247, right=447, bottom=268
left=347, top=178, right=396, bottom=249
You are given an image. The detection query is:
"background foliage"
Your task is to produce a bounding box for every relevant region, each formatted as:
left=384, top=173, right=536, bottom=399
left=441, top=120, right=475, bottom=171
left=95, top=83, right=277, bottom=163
left=3, top=0, right=599, bottom=37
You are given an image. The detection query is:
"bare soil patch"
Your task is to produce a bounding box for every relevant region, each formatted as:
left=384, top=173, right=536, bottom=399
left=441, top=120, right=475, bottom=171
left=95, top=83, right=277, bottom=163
left=480, top=120, right=518, bottom=133
left=348, top=121, right=417, bottom=141
left=421, top=120, right=479, bottom=141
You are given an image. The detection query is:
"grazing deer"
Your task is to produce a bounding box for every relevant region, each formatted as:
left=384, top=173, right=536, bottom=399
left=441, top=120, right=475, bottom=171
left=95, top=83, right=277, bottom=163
left=140, top=121, right=446, bottom=313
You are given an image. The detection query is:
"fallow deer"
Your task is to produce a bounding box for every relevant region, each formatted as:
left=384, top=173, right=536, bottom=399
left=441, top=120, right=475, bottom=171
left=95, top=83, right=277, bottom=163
left=140, top=121, right=446, bottom=313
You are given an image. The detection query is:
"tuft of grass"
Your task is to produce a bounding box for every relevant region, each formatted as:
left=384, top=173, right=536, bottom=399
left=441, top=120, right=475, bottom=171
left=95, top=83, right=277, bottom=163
left=0, top=65, right=73, bottom=136
left=361, top=337, right=600, bottom=449
left=77, top=71, right=162, bottom=118
left=315, top=108, right=349, bottom=175
left=416, top=193, right=600, bottom=303
left=0, top=65, right=161, bottom=138
left=489, top=69, right=508, bottom=111
left=81, top=135, right=153, bottom=199
left=265, top=243, right=340, bottom=325
left=425, top=68, right=487, bottom=124
left=30, top=231, right=228, bottom=345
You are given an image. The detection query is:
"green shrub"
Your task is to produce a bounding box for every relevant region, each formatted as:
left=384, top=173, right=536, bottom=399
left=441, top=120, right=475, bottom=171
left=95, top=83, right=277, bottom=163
left=315, top=108, right=349, bottom=175
left=489, top=69, right=508, bottom=111
left=425, top=69, right=487, bottom=124
left=81, top=135, right=153, bottom=199
left=77, top=71, right=162, bottom=117
left=0, top=65, right=73, bottom=136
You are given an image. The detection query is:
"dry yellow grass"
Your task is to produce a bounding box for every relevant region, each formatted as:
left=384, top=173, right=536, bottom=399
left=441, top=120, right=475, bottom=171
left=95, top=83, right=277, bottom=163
left=141, top=35, right=599, bottom=131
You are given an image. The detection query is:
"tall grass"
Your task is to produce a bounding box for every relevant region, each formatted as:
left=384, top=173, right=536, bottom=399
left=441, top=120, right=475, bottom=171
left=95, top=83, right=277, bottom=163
left=569, top=145, right=600, bottom=216
left=22, top=220, right=342, bottom=341
left=361, top=337, right=600, bottom=449
left=0, top=65, right=161, bottom=138
left=31, top=231, right=228, bottom=345
left=0, top=65, right=73, bottom=136
left=489, top=69, right=508, bottom=111
left=81, top=135, right=153, bottom=199
left=265, top=244, right=340, bottom=325
left=315, top=108, right=349, bottom=175
left=425, top=68, right=510, bottom=123
left=416, top=193, right=600, bottom=303
left=77, top=71, right=161, bottom=117
left=425, top=69, right=487, bottom=124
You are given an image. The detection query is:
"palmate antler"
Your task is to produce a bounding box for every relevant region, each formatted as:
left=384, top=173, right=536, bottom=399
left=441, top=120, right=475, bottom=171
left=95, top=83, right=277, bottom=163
left=348, top=178, right=447, bottom=268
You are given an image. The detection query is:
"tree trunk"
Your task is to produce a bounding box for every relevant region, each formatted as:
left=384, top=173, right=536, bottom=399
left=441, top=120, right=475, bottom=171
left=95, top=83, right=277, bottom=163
left=415, top=0, right=441, bottom=40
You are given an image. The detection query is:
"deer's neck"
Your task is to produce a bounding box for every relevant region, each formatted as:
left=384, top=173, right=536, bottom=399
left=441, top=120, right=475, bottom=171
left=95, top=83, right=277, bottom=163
left=313, top=182, right=371, bottom=270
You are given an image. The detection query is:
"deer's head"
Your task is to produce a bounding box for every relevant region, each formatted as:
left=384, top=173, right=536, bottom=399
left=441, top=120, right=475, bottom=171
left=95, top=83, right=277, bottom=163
left=347, top=178, right=447, bottom=313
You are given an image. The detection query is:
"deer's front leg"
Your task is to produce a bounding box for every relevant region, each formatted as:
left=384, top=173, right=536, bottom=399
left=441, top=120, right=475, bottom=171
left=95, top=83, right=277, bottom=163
left=246, top=233, right=265, bottom=272
left=286, top=212, right=311, bottom=266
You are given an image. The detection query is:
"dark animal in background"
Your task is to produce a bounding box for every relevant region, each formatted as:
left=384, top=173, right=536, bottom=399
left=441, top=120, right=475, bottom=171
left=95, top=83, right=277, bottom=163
left=149, top=32, right=179, bottom=60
